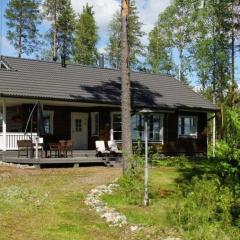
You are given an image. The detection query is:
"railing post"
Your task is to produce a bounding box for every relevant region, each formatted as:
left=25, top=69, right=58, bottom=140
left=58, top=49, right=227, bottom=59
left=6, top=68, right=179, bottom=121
left=2, top=99, right=7, bottom=151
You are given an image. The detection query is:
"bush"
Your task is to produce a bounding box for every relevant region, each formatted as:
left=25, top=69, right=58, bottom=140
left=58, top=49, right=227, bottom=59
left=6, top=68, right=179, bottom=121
left=212, top=108, right=240, bottom=195
left=170, top=175, right=239, bottom=240
left=118, top=155, right=149, bottom=205
left=153, top=156, right=191, bottom=168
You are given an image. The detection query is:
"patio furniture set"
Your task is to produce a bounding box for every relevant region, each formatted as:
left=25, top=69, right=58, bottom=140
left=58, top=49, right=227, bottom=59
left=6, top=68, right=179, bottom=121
left=17, top=139, right=73, bottom=158
left=16, top=139, right=122, bottom=160
left=95, top=140, right=122, bottom=157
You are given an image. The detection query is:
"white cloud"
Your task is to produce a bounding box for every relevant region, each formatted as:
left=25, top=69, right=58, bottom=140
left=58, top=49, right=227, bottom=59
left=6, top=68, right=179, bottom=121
left=136, top=0, right=172, bottom=44
left=71, top=0, right=120, bottom=36
left=0, top=36, right=15, bottom=56
left=71, top=0, right=172, bottom=48
left=136, top=0, right=172, bottom=33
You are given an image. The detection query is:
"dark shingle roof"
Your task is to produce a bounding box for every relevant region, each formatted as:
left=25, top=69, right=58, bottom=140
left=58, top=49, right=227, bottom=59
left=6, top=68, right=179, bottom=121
left=0, top=56, right=217, bottom=111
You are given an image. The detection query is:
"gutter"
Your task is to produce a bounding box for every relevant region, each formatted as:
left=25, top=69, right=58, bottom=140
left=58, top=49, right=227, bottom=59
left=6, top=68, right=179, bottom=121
left=0, top=93, right=219, bottom=113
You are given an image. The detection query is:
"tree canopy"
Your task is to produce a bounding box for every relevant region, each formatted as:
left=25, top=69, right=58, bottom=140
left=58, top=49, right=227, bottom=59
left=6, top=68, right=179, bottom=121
left=5, top=0, right=41, bottom=58
left=73, top=4, right=99, bottom=66
left=106, top=0, right=145, bottom=69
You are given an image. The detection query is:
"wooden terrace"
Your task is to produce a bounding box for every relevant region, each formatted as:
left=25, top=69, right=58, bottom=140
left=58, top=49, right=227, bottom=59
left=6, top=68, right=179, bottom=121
left=0, top=150, right=122, bottom=168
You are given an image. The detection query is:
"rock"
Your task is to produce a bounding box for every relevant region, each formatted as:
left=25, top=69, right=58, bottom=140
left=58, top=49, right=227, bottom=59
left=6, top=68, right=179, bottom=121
left=85, top=181, right=127, bottom=228
left=130, top=225, right=138, bottom=232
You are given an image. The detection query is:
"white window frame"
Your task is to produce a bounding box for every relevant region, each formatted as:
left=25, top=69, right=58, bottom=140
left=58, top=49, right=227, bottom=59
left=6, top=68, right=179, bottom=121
left=110, top=112, right=164, bottom=143
left=91, top=112, right=99, bottom=136
left=43, top=110, right=54, bottom=135
left=178, top=115, right=198, bottom=139
left=110, top=112, right=122, bottom=141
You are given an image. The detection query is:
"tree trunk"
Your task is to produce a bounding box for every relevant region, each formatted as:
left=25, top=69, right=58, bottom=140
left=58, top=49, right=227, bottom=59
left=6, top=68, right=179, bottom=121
left=230, top=1, right=237, bottom=107
left=178, top=47, right=183, bottom=82
left=53, top=0, right=57, bottom=60
left=18, top=3, right=23, bottom=58
left=121, top=0, right=132, bottom=174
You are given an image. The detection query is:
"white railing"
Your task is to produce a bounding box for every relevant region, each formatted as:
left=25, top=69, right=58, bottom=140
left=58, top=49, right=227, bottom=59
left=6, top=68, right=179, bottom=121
left=0, top=132, right=38, bottom=150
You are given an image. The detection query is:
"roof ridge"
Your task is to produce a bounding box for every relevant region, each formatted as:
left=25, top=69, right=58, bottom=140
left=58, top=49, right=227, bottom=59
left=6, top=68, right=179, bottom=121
left=1, top=55, right=176, bottom=78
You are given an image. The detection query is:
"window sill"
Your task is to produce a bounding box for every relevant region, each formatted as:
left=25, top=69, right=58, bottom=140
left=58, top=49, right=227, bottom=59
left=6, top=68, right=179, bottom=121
left=178, top=135, right=197, bottom=139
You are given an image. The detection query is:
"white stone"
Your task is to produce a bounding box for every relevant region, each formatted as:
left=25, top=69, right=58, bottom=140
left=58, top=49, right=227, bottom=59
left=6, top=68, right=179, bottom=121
left=130, top=225, right=138, bottom=232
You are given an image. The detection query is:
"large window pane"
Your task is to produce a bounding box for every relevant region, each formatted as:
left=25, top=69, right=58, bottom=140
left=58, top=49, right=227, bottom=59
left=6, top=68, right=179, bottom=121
left=178, top=116, right=197, bottom=138
left=43, top=111, right=54, bottom=135
left=111, top=112, right=164, bottom=142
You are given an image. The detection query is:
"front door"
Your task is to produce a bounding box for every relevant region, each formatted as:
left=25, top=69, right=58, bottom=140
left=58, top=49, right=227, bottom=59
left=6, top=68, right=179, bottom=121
left=71, top=112, right=88, bottom=150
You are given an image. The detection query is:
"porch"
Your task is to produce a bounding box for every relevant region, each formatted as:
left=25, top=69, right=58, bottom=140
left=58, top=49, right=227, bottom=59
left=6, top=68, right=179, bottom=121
left=0, top=150, right=122, bottom=168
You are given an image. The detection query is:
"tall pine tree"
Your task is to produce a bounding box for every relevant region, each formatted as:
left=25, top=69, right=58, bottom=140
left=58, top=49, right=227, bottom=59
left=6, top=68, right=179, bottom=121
left=73, top=4, right=99, bottom=65
left=5, top=0, right=41, bottom=58
left=43, top=0, right=75, bottom=60
left=106, top=0, right=144, bottom=69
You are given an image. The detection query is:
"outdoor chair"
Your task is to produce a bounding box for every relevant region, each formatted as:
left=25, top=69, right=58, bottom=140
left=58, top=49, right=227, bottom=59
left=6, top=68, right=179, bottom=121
left=59, top=140, right=73, bottom=158
left=108, top=140, right=122, bottom=156
left=95, top=141, right=110, bottom=157
left=48, top=143, right=60, bottom=158
left=33, top=137, right=44, bottom=158
left=17, top=140, right=33, bottom=158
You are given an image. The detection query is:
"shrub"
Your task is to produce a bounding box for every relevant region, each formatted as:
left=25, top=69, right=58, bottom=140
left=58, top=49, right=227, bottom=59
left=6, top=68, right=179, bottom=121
left=212, top=108, right=240, bottom=195
left=118, top=155, right=148, bottom=205
left=153, top=156, right=191, bottom=168
left=170, top=176, right=237, bottom=240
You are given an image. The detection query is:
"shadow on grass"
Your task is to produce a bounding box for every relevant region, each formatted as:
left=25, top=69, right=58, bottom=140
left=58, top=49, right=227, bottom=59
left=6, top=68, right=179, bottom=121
left=173, top=157, right=218, bottom=187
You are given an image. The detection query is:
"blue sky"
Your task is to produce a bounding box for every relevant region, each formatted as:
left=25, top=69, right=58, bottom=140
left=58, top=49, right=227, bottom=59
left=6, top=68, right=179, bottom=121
left=0, top=0, right=171, bottom=56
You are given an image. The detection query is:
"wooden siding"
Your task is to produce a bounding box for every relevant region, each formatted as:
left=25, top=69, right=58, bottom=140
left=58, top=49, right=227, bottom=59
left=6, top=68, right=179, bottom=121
left=43, top=105, right=119, bottom=150
left=162, top=111, right=208, bottom=155
left=5, top=104, right=208, bottom=155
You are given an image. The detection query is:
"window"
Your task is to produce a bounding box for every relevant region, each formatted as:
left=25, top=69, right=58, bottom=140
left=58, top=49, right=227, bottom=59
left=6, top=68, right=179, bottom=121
left=75, top=119, right=82, bottom=132
left=111, top=112, right=164, bottom=142
left=111, top=112, right=122, bottom=141
left=43, top=111, right=54, bottom=135
left=91, top=112, right=99, bottom=136
left=178, top=116, right=198, bottom=138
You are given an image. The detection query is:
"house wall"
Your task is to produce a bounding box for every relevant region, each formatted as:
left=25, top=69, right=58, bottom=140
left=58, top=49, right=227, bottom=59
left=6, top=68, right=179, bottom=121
left=162, top=111, right=208, bottom=155
left=4, top=104, right=208, bottom=155
left=43, top=105, right=118, bottom=149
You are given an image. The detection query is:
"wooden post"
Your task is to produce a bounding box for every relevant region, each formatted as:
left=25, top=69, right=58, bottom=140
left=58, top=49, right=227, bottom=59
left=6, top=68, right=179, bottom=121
left=212, top=112, right=216, bottom=157
left=2, top=99, right=7, bottom=151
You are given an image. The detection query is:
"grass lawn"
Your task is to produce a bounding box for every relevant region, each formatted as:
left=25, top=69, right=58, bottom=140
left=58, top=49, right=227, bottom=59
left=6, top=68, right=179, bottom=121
left=101, top=158, right=218, bottom=238
left=0, top=159, right=227, bottom=240
left=0, top=166, right=125, bottom=240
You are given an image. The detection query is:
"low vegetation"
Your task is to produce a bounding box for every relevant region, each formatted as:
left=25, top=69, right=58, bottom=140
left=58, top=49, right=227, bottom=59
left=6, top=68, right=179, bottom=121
left=0, top=167, right=124, bottom=240
left=102, top=155, right=240, bottom=240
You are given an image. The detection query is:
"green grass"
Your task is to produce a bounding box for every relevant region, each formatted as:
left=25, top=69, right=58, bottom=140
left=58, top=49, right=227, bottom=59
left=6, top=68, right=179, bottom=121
left=102, top=167, right=181, bottom=227
left=0, top=167, right=124, bottom=240
left=0, top=158, right=234, bottom=240
left=101, top=158, right=224, bottom=238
